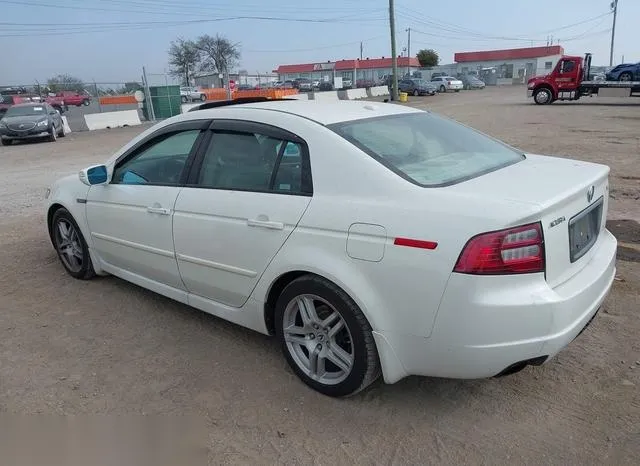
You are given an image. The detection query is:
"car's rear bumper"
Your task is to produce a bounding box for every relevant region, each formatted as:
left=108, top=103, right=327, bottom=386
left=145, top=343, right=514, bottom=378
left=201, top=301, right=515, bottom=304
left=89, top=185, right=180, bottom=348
left=375, top=229, right=617, bottom=384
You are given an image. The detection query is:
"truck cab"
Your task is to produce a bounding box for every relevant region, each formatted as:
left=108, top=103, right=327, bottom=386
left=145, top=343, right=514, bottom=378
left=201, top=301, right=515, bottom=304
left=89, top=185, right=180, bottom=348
left=527, top=54, right=586, bottom=104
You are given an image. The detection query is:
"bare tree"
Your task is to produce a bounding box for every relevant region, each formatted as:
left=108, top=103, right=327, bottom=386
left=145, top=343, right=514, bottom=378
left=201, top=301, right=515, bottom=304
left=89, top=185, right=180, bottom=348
left=168, top=38, right=200, bottom=86
left=195, top=34, right=240, bottom=76
left=47, top=74, right=85, bottom=93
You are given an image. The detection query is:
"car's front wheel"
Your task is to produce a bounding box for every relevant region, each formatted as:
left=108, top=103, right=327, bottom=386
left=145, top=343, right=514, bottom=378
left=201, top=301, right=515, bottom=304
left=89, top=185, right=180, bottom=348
left=275, top=275, right=380, bottom=397
left=439, top=85, right=446, bottom=93
left=49, top=126, right=57, bottom=142
left=619, top=72, right=633, bottom=82
left=51, top=208, right=95, bottom=280
left=83, top=99, right=90, bottom=106
left=1, top=139, right=12, bottom=146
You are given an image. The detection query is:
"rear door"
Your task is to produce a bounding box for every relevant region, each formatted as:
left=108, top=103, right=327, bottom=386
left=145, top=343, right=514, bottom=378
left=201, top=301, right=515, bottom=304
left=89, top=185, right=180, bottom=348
left=173, top=119, right=313, bottom=307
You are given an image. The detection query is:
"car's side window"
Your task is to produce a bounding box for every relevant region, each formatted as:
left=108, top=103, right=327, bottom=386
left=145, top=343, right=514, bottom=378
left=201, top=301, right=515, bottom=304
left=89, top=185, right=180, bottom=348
left=196, top=130, right=305, bottom=194
left=112, top=130, right=201, bottom=186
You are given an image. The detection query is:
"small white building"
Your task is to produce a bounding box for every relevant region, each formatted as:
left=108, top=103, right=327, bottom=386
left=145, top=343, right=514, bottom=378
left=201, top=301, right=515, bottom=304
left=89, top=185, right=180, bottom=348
left=454, top=45, right=565, bottom=85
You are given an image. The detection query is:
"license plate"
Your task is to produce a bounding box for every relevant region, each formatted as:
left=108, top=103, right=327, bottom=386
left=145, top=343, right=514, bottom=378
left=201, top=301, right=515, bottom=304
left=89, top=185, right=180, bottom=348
left=568, top=197, right=603, bottom=263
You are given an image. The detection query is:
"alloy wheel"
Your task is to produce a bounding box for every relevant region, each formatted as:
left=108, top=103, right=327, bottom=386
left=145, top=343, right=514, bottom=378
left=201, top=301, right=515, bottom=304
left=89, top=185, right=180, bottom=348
left=282, top=294, right=354, bottom=385
left=54, top=218, right=84, bottom=273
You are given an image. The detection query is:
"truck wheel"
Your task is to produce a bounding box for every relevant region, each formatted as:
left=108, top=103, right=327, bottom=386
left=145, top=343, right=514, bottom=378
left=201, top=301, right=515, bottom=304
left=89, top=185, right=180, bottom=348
left=619, top=72, right=633, bottom=82
left=533, top=88, right=553, bottom=105
left=83, top=99, right=90, bottom=106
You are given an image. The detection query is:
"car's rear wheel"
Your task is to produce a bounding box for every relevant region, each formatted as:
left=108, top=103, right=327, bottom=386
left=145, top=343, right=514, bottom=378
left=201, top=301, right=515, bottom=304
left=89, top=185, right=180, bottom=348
left=181, top=96, right=188, bottom=103
left=619, top=72, right=633, bottom=82
left=51, top=208, right=95, bottom=280
left=275, top=275, right=380, bottom=397
left=83, top=99, right=90, bottom=106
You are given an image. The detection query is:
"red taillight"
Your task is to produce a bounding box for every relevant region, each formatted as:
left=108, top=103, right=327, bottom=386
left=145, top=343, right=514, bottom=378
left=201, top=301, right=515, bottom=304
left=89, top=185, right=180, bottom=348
left=453, top=222, right=545, bottom=275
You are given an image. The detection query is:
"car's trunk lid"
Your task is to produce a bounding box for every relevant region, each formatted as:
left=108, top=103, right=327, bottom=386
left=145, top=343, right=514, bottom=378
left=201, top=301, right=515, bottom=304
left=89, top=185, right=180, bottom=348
left=445, top=153, right=610, bottom=288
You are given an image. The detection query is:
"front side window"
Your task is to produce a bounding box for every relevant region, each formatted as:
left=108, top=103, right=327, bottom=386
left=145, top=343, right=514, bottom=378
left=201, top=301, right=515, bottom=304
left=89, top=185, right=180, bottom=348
left=329, top=112, right=524, bottom=187
left=560, top=60, right=575, bottom=74
left=112, top=129, right=201, bottom=186
left=197, top=130, right=305, bottom=194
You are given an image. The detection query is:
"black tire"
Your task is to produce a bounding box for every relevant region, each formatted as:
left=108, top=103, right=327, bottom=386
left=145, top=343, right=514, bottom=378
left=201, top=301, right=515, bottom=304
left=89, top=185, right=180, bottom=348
left=275, top=275, right=381, bottom=397
left=619, top=72, right=633, bottom=82
left=50, top=208, right=96, bottom=280
left=413, top=89, right=419, bottom=96
left=1, top=139, right=11, bottom=146
left=439, top=85, right=446, bottom=93
left=58, top=123, right=65, bottom=137
left=533, top=87, right=553, bottom=105
left=181, top=95, right=188, bottom=103
left=199, top=94, right=206, bottom=101
left=83, top=99, right=90, bottom=106
left=49, top=126, right=57, bottom=142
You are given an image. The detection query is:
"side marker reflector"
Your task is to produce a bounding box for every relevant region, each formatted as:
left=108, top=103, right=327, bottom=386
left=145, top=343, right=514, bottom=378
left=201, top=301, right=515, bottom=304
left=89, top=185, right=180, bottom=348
left=394, top=238, right=438, bottom=250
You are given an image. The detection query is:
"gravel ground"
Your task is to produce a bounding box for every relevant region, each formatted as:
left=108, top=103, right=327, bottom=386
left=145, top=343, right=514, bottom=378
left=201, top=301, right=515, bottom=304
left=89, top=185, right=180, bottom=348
left=0, top=86, right=638, bottom=465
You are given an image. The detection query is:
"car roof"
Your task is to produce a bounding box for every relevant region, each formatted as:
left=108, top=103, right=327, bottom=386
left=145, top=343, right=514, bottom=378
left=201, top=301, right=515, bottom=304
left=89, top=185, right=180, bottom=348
left=188, top=100, right=424, bottom=125
left=11, top=102, right=46, bottom=107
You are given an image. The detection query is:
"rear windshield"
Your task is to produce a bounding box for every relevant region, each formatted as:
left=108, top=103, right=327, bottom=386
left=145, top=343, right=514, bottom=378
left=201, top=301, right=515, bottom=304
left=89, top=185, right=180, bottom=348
left=329, top=112, right=524, bottom=187
left=5, top=105, right=47, bottom=117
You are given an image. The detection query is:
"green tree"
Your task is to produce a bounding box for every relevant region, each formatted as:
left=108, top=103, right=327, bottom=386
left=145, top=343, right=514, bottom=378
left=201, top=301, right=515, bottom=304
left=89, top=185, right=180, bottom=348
left=416, top=49, right=439, bottom=67
left=168, top=38, right=200, bottom=86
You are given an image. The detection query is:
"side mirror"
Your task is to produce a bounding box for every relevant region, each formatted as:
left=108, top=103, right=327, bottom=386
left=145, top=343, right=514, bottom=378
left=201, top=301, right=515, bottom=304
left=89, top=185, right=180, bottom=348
left=79, top=164, right=109, bottom=186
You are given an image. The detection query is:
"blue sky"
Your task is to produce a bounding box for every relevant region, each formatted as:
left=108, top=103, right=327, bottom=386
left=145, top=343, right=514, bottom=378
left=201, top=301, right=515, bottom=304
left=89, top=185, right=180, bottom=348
left=1, top=0, right=636, bottom=85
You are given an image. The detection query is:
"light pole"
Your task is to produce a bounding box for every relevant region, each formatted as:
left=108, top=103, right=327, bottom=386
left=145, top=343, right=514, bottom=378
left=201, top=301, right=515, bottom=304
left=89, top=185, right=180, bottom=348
left=406, top=27, right=411, bottom=76
left=609, top=0, right=619, bottom=67
left=389, top=0, right=398, bottom=100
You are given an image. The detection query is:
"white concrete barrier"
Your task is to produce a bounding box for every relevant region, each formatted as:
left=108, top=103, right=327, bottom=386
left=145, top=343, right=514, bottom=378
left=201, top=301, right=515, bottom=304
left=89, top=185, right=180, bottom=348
left=61, top=116, right=71, bottom=134
left=84, top=110, right=141, bottom=131
left=346, top=88, right=368, bottom=100
left=313, top=91, right=339, bottom=101
left=288, top=93, right=309, bottom=100
left=369, top=86, right=390, bottom=97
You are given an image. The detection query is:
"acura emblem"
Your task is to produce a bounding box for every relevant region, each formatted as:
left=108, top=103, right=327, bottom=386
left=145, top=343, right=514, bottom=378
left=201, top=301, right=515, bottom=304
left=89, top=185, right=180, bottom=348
left=587, top=185, right=595, bottom=203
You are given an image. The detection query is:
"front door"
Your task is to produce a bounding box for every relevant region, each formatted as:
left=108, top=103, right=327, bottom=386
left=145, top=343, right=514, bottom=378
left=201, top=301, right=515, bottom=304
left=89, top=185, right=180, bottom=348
left=173, top=120, right=313, bottom=307
left=554, top=58, right=577, bottom=91
left=86, top=122, right=208, bottom=290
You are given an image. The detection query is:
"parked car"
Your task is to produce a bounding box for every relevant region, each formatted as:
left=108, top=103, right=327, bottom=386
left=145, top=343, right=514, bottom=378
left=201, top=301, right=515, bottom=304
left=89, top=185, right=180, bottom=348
left=458, top=74, right=486, bottom=90
left=398, top=78, right=437, bottom=96
left=283, top=80, right=295, bottom=89
left=180, top=87, right=206, bottom=103
left=296, top=78, right=313, bottom=92
left=341, top=79, right=353, bottom=89
left=56, top=90, right=91, bottom=107
left=356, top=79, right=376, bottom=89
left=0, top=102, right=64, bottom=145
left=318, top=81, right=334, bottom=91
left=605, top=62, right=640, bottom=81
left=431, top=76, right=464, bottom=92
left=45, top=99, right=616, bottom=397
left=311, top=80, right=321, bottom=89
left=430, top=72, right=447, bottom=79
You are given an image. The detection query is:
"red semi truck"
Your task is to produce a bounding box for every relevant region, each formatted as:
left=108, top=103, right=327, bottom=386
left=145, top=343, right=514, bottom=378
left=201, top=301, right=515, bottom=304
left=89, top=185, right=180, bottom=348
left=527, top=53, right=640, bottom=104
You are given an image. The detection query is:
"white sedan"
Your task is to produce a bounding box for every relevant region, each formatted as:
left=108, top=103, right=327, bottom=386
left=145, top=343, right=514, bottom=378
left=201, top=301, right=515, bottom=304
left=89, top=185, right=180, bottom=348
left=45, top=99, right=617, bottom=397
left=431, top=76, right=464, bottom=92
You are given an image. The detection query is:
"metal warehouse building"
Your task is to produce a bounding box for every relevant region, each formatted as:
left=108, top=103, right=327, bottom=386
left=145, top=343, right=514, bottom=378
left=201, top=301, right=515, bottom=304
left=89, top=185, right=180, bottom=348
left=453, top=45, right=564, bottom=85
left=275, top=57, right=421, bottom=83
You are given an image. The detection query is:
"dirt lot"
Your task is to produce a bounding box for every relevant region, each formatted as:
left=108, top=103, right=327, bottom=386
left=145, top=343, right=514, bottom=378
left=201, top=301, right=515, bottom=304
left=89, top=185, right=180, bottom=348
left=0, top=86, right=638, bottom=465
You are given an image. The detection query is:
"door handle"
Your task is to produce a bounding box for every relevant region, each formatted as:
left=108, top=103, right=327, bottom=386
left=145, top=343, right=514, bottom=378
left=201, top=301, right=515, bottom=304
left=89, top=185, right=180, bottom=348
left=247, top=218, right=284, bottom=230
left=147, top=206, right=171, bottom=215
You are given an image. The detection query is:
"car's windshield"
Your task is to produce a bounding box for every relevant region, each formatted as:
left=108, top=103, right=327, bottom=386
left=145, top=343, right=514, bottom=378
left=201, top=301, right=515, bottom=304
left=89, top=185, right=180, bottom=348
left=5, top=105, right=47, bottom=117
left=412, top=79, right=426, bottom=85
left=329, top=112, right=524, bottom=187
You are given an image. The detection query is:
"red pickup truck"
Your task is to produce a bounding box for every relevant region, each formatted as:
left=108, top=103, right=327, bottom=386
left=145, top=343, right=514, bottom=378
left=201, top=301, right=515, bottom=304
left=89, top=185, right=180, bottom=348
left=56, top=90, right=91, bottom=107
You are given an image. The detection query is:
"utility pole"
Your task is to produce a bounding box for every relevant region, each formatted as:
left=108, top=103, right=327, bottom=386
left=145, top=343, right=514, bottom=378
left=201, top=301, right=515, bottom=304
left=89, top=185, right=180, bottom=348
left=406, top=27, right=411, bottom=76
left=389, top=0, right=398, bottom=100
left=609, top=0, right=618, bottom=66
left=360, top=41, right=363, bottom=60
